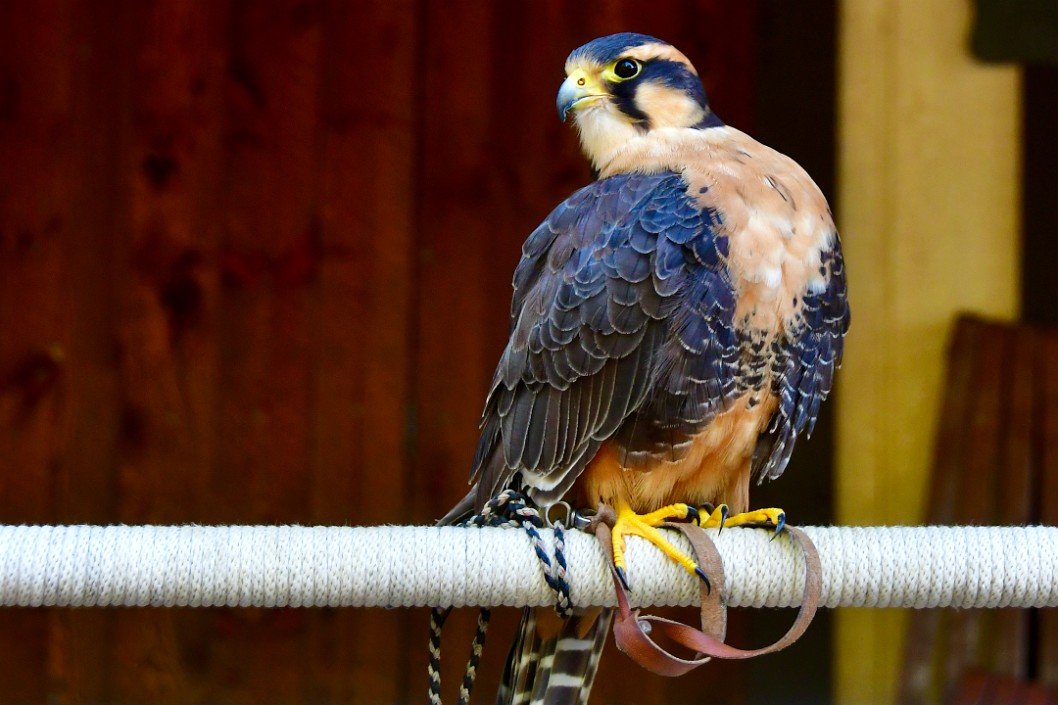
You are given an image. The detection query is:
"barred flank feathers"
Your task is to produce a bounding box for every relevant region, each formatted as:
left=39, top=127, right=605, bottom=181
left=497, top=607, right=612, bottom=705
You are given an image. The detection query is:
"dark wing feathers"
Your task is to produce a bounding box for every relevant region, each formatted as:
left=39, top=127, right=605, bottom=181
left=753, top=243, right=850, bottom=482
left=472, top=172, right=738, bottom=506
left=615, top=264, right=741, bottom=462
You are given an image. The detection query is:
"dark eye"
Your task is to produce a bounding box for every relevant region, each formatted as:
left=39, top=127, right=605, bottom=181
left=613, top=58, right=640, bottom=79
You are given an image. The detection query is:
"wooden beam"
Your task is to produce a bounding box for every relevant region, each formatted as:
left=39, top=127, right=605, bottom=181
left=835, top=2, right=1021, bottom=704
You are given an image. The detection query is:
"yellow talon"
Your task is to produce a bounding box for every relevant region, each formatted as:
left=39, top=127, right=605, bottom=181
left=637, top=502, right=697, bottom=526
left=611, top=500, right=702, bottom=589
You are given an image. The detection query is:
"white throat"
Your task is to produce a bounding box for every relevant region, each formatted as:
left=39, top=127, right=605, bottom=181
left=573, top=103, right=642, bottom=173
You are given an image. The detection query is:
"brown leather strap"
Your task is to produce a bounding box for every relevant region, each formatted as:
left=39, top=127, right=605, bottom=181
left=601, top=520, right=727, bottom=676
left=592, top=512, right=822, bottom=676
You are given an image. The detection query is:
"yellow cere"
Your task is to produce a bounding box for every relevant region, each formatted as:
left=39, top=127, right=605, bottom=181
left=565, top=67, right=604, bottom=94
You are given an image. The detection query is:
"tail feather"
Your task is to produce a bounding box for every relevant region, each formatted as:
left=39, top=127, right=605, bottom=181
left=500, top=609, right=543, bottom=705
left=498, top=607, right=612, bottom=705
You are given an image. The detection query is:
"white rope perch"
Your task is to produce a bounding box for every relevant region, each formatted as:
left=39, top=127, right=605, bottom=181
left=1, top=524, right=1056, bottom=610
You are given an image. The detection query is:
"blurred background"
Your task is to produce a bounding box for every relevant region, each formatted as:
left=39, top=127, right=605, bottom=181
left=0, top=0, right=1052, bottom=703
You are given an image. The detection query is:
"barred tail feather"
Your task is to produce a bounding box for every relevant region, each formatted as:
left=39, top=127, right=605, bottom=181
left=497, top=607, right=612, bottom=705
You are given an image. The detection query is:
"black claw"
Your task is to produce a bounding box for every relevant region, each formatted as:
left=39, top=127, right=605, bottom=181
left=769, top=512, right=787, bottom=541
left=685, top=505, right=701, bottom=526
left=695, top=566, right=712, bottom=595
left=615, top=566, right=631, bottom=592
left=717, top=505, right=729, bottom=535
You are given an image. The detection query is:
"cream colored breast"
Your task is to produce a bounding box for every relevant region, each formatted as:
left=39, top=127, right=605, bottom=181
left=696, top=127, right=836, bottom=331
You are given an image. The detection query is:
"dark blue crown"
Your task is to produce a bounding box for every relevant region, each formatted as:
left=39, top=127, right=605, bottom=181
left=567, top=33, right=666, bottom=64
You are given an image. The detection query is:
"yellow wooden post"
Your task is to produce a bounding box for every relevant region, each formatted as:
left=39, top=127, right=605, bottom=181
left=836, top=2, right=1021, bottom=704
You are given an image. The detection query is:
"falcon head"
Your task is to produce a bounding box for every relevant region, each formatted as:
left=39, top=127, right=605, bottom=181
left=557, top=33, right=721, bottom=169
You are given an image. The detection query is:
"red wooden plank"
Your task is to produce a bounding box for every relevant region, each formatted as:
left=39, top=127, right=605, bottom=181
left=215, top=0, right=321, bottom=526
left=954, top=319, right=1007, bottom=525
left=410, top=2, right=505, bottom=697
left=204, top=0, right=325, bottom=702
left=930, top=318, right=990, bottom=522
left=487, top=1, right=589, bottom=353
left=988, top=674, right=1021, bottom=705
left=412, top=0, right=501, bottom=521
left=0, top=0, right=72, bottom=518
left=0, top=1, right=77, bottom=699
left=996, top=325, right=1035, bottom=525
left=107, top=0, right=232, bottom=701
left=48, top=0, right=145, bottom=694
left=304, top=1, right=418, bottom=702
left=117, top=0, right=227, bottom=524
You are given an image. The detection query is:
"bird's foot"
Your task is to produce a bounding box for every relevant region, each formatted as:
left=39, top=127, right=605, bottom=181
left=611, top=501, right=709, bottom=591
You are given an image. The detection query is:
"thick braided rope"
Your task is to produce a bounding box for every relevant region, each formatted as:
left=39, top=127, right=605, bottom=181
left=4, top=525, right=1058, bottom=609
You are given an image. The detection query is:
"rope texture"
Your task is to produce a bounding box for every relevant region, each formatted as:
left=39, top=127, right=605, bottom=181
left=3, top=524, right=1058, bottom=609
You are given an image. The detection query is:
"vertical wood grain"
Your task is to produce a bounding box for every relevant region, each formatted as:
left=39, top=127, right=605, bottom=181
left=412, top=0, right=500, bottom=521
left=216, top=0, right=321, bottom=525
left=118, top=0, right=226, bottom=525
left=0, top=1, right=74, bottom=699
left=305, top=1, right=418, bottom=702
left=208, top=1, right=324, bottom=702
left=39, top=0, right=140, bottom=699
left=109, top=0, right=229, bottom=702
left=410, top=3, right=506, bottom=699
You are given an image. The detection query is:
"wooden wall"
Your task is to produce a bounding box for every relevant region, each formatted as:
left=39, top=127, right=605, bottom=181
left=0, top=1, right=771, bottom=703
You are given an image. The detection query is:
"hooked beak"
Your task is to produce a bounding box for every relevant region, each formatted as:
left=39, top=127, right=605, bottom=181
left=557, top=70, right=604, bottom=121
